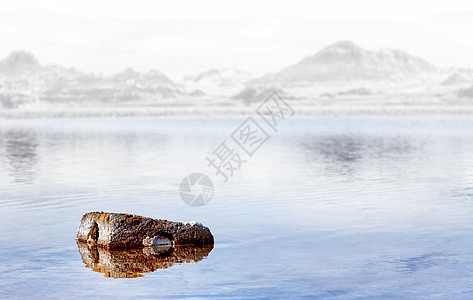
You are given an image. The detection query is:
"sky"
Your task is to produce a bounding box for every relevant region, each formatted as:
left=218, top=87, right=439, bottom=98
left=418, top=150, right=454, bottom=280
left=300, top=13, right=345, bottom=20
left=1, top=0, right=473, bottom=78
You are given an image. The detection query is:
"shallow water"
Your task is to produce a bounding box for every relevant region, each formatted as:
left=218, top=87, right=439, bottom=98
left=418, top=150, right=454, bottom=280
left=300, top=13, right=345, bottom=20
left=1, top=115, right=473, bottom=299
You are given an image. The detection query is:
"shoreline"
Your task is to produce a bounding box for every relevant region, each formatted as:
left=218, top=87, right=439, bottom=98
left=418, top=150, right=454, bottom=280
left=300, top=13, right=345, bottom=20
left=2, top=105, right=473, bottom=118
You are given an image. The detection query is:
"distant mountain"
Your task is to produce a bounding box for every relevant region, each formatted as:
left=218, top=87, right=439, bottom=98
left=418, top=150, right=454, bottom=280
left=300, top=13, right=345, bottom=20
left=257, top=40, right=438, bottom=82
left=110, top=68, right=176, bottom=86
left=0, top=51, right=182, bottom=108
left=184, top=68, right=252, bottom=86
left=458, top=84, right=473, bottom=98
left=442, top=73, right=470, bottom=86
left=231, top=86, right=294, bottom=102
left=104, top=68, right=180, bottom=100
left=3, top=45, right=473, bottom=112
left=320, top=88, right=378, bottom=99
left=0, top=50, right=41, bottom=75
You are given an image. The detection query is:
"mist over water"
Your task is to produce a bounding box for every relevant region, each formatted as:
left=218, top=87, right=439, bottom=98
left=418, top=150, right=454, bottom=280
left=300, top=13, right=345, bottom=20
left=0, top=116, right=473, bottom=298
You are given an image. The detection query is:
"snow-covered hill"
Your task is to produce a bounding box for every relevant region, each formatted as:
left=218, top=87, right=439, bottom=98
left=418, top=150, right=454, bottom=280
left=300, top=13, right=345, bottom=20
left=182, top=68, right=253, bottom=98
left=0, top=51, right=182, bottom=108
left=2, top=42, right=473, bottom=115
left=458, top=84, right=473, bottom=98
left=184, top=68, right=252, bottom=86
left=442, top=73, right=471, bottom=86
left=256, top=40, right=438, bottom=83
left=0, top=50, right=41, bottom=75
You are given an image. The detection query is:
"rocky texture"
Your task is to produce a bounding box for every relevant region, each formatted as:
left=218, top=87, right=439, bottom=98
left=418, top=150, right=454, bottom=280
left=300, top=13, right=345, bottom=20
left=77, top=241, right=213, bottom=278
left=77, top=212, right=214, bottom=249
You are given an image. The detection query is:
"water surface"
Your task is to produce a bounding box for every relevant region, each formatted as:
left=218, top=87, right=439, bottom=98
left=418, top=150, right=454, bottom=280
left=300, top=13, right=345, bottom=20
left=1, top=116, right=473, bottom=299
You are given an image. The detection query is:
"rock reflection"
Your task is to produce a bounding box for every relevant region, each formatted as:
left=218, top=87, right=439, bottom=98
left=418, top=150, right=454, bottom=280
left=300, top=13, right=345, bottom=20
left=1, top=128, right=38, bottom=184
left=77, top=241, right=213, bottom=278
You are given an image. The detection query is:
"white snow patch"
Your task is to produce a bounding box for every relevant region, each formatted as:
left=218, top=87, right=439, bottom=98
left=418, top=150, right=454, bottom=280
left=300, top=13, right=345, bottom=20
left=180, top=221, right=202, bottom=227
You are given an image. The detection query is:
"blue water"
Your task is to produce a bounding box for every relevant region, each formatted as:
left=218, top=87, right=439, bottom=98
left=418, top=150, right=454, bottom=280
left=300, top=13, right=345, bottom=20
left=1, top=116, right=473, bottom=299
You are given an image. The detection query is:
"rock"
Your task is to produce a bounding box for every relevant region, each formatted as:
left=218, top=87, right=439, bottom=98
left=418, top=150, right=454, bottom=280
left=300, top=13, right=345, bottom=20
left=76, top=212, right=214, bottom=249
left=77, top=241, right=213, bottom=278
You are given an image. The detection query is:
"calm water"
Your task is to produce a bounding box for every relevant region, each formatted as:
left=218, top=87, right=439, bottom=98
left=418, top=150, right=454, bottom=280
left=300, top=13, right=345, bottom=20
left=1, top=116, right=473, bottom=299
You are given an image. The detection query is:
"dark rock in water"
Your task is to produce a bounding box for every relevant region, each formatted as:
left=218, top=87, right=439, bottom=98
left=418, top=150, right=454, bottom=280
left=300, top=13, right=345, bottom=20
left=77, top=241, right=213, bottom=278
left=77, top=212, right=214, bottom=249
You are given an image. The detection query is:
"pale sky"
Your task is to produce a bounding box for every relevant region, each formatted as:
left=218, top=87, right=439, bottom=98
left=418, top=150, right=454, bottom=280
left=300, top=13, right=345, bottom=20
left=1, top=0, right=473, bottom=78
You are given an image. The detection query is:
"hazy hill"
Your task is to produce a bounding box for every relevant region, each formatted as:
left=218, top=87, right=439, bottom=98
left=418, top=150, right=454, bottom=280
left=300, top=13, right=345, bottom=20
left=0, top=51, right=182, bottom=108
left=257, top=40, right=438, bottom=82
left=184, top=68, right=252, bottom=86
